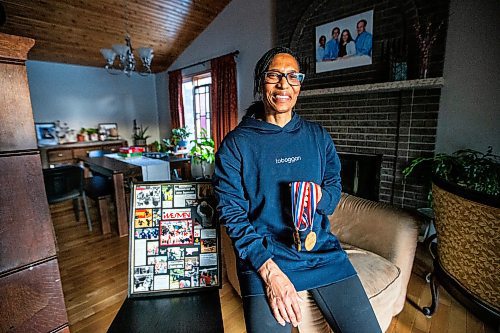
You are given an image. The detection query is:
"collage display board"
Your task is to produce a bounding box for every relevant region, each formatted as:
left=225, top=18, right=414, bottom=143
left=128, top=181, right=220, bottom=297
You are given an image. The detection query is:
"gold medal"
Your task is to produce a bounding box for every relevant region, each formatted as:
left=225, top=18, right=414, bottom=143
left=304, top=231, right=317, bottom=251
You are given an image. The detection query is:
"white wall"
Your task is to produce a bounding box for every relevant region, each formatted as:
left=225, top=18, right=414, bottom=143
left=157, top=0, right=276, bottom=139
left=437, top=0, right=500, bottom=153
left=27, top=61, right=161, bottom=144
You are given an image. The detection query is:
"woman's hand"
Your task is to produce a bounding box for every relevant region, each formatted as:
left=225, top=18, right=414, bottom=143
left=258, top=259, right=302, bottom=327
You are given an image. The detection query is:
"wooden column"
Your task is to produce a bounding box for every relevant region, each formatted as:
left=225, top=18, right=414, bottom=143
left=0, top=32, right=69, bottom=332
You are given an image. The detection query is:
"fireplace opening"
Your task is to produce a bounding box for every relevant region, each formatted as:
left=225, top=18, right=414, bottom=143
left=338, top=153, right=382, bottom=201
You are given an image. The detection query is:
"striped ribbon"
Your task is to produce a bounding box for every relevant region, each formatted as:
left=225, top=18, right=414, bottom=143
left=291, top=181, right=321, bottom=232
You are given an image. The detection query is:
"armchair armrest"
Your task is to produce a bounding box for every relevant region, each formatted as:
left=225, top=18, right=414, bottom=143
left=329, top=193, right=421, bottom=311
left=221, top=225, right=242, bottom=296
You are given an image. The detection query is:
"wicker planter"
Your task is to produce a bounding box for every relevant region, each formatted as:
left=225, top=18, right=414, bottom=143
left=429, top=176, right=499, bottom=322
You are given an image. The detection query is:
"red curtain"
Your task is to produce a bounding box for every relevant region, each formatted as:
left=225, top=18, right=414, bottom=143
left=211, top=54, right=238, bottom=151
left=168, top=69, right=184, bottom=129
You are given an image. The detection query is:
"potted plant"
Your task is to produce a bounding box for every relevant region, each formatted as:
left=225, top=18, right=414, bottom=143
left=78, top=128, right=88, bottom=142
left=190, top=129, right=215, bottom=179
left=171, top=126, right=191, bottom=150
left=86, top=128, right=99, bottom=141
left=133, top=125, right=151, bottom=146
left=150, top=140, right=168, bottom=153
left=403, top=147, right=500, bottom=198
left=161, top=138, right=177, bottom=153
left=402, top=147, right=499, bottom=320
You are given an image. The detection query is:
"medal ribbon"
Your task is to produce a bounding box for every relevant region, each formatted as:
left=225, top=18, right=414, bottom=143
left=291, top=181, right=321, bottom=232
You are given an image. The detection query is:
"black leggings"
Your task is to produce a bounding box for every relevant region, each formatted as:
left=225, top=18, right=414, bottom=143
left=242, top=274, right=382, bottom=333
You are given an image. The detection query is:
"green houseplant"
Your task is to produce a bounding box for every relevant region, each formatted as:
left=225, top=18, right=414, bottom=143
left=403, top=147, right=500, bottom=321
left=133, top=125, right=151, bottom=146
left=150, top=140, right=168, bottom=153
left=171, top=126, right=192, bottom=149
left=190, top=129, right=215, bottom=179
left=161, top=138, right=176, bottom=153
left=402, top=147, right=500, bottom=197
left=80, top=127, right=99, bottom=141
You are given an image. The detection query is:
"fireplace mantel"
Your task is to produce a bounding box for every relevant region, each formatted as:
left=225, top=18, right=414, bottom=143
left=301, top=77, right=444, bottom=97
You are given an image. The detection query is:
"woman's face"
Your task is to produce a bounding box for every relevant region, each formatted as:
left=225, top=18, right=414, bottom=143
left=262, top=53, right=301, bottom=115
left=319, top=36, right=326, bottom=47
left=342, top=31, right=349, bottom=42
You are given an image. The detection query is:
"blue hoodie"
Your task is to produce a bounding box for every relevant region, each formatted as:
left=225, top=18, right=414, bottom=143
left=213, top=107, right=356, bottom=296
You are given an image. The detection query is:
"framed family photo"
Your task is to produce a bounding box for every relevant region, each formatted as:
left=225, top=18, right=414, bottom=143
left=315, top=10, right=374, bottom=73
left=98, top=122, right=119, bottom=138
left=34, top=122, right=58, bottom=146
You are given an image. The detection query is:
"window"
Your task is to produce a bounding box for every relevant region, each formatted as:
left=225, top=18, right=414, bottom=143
left=182, top=72, right=212, bottom=142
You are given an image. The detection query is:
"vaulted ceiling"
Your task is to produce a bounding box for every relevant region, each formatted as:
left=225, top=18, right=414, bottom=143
left=0, top=0, right=231, bottom=72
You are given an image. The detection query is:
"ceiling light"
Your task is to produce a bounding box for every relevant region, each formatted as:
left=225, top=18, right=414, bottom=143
left=100, top=0, right=153, bottom=76
left=100, top=35, right=153, bottom=76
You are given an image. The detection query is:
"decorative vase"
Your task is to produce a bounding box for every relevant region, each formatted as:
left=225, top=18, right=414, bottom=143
left=419, top=47, right=430, bottom=79
left=391, top=61, right=408, bottom=81
left=134, top=139, right=147, bottom=147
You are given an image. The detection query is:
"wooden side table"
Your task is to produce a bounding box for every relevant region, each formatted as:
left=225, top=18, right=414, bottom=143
left=416, top=207, right=435, bottom=242
left=170, top=156, right=192, bottom=180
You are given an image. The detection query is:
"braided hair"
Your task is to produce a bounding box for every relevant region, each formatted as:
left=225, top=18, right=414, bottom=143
left=253, top=46, right=298, bottom=98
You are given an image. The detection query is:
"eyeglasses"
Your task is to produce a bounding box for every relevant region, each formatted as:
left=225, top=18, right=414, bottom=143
left=263, top=71, right=305, bottom=86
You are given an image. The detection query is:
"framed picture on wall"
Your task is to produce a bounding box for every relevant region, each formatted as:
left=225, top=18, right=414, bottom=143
left=34, top=122, right=58, bottom=146
left=315, top=10, right=374, bottom=73
left=98, top=123, right=119, bottom=138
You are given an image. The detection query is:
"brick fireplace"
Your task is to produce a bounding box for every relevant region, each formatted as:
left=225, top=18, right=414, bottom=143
left=338, top=152, right=382, bottom=202
left=295, top=81, right=442, bottom=208
left=277, top=0, right=450, bottom=208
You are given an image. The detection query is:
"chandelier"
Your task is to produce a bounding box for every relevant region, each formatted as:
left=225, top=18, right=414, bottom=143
left=100, top=36, right=153, bottom=76
left=99, top=0, right=153, bottom=76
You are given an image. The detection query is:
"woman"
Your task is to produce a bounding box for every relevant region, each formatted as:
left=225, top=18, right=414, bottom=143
left=213, top=47, right=381, bottom=333
left=338, top=29, right=356, bottom=58
left=316, top=35, right=327, bottom=62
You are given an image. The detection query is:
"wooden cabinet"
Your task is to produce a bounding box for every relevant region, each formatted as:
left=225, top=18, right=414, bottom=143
left=0, top=259, right=68, bottom=333
left=0, top=54, right=37, bottom=152
left=0, top=154, right=56, bottom=272
left=47, top=148, right=73, bottom=163
left=0, top=33, right=69, bottom=332
left=39, top=140, right=127, bottom=168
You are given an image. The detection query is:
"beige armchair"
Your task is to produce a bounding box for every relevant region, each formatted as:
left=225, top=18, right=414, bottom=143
left=222, top=193, right=420, bottom=332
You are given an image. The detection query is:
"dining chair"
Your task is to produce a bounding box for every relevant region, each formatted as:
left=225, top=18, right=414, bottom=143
left=85, top=150, right=115, bottom=234
left=88, top=150, right=107, bottom=157
left=83, top=150, right=108, bottom=178
left=43, top=164, right=92, bottom=231
left=84, top=171, right=114, bottom=234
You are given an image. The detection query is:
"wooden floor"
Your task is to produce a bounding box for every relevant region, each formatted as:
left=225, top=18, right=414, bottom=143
left=51, top=201, right=496, bottom=333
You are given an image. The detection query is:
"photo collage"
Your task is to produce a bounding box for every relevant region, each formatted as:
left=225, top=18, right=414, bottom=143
left=130, top=182, right=219, bottom=296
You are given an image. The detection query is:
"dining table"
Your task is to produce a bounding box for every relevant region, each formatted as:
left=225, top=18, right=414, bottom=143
left=81, top=154, right=178, bottom=237
left=81, top=156, right=140, bottom=237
